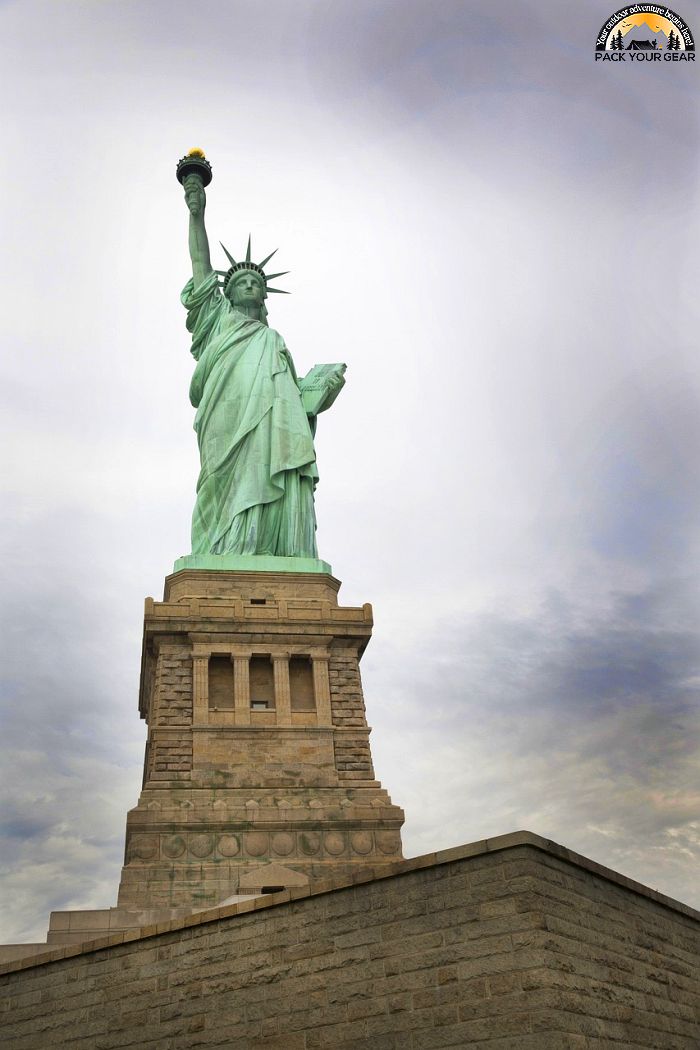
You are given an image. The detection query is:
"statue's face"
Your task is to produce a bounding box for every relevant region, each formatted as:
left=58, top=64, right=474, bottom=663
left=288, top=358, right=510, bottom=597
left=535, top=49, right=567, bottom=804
left=228, top=271, right=265, bottom=309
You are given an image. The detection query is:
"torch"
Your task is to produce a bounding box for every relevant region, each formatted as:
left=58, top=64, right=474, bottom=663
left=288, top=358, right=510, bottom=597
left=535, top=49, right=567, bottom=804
left=176, top=148, right=213, bottom=187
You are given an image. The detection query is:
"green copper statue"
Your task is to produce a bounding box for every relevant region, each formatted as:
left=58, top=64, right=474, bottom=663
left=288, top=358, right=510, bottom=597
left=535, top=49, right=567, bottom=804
left=178, top=150, right=345, bottom=564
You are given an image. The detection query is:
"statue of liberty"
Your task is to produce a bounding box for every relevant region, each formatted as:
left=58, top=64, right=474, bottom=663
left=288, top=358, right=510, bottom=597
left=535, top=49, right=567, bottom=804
left=177, top=151, right=345, bottom=565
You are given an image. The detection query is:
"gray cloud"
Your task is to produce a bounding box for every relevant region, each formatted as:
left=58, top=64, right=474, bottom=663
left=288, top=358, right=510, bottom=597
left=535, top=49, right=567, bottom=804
left=367, top=571, right=700, bottom=906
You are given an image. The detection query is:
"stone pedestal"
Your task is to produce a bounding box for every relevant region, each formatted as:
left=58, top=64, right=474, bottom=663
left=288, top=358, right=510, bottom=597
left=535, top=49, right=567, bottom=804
left=110, top=569, right=404, bottom=912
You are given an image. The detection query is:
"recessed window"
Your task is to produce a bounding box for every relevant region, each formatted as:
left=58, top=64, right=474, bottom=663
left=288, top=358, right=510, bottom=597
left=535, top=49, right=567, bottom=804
left=250, top=598, right=266, bottom=605
left=249, top=656, right=274, bottom=708
left=290, top=656, right=315, bottom=711
left=208, top=655, right=234, bottom=710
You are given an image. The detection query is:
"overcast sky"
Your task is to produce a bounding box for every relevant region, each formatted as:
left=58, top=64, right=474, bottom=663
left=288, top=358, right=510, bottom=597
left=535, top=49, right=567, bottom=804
left=1, top=0, right=699, bottom=942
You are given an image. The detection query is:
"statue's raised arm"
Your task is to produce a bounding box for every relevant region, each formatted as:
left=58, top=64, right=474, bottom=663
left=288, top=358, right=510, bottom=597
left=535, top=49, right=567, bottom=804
left=184, top=173, right=213, bottom=289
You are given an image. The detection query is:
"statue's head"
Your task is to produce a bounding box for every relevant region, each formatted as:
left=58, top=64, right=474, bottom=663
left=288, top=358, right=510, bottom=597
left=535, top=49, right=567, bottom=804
left=219, top=237, right=288, bottom=323
left=226, top=269, right=266, bottom=309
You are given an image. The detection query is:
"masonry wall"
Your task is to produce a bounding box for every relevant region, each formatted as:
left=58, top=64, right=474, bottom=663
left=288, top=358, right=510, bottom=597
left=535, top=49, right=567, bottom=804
left=1, top=834, right=699, bottom=1049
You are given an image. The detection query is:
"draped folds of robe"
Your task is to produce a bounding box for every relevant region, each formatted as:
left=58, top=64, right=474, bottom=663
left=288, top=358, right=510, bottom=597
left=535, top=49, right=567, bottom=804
left=182, top=272, right=319, bottom=557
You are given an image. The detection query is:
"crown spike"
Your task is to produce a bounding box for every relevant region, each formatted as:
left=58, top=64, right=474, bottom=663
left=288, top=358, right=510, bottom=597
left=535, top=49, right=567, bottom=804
left=265, top=271, right=289, bottom=281
left=219, top=242, right=237, bottom=267
left=245, top=235, right=252, bottom=264
left=266, top=287, right=290, bottom=295
left=258, top=248, right=278, bottom=269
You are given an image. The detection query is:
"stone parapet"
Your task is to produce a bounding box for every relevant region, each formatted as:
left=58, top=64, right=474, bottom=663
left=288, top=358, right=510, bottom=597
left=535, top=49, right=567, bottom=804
left=3, top=833, right=699, bottom=1048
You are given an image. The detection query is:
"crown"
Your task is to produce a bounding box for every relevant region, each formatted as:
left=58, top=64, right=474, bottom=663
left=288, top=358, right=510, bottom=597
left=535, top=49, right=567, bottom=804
left=217, top=236, right=289, bottom=297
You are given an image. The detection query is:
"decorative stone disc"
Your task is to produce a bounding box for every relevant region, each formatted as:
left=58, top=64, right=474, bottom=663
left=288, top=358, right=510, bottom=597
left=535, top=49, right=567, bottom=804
left=162, top=835, right=186, bottom=859
left=244, top=832, right=268, bottom=857
left=375, top=831, right=401, bottom=855
left=218, top=834, right=240, bottom=857
left=189, top=834, right=215, bottom=858
left=350, top=831, right=374, bottom=855
left=128, top=835, right=158, bottom=862
left=299, top=831, right=321, bottom=855
left=324, top=832, right=346, bottom=856
left=271, top=833, right=295, bottom=856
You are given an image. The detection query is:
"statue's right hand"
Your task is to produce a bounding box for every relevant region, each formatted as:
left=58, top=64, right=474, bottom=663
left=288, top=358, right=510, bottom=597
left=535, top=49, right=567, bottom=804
left=184, top=174, right=206, bottom=218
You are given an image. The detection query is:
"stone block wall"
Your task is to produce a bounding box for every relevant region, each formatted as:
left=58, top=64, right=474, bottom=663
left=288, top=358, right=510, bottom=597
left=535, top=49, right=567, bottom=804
left=2, top=832, right=699, bottom=1048
left=153, top=645, right=193, bottom=726
left=149, top=729, right=193, bottom=779
left=329, top=648, right=375, bottom=781
left=329, top=650, right=369, bottom=728
left=334, top=735, right=375, bottom=780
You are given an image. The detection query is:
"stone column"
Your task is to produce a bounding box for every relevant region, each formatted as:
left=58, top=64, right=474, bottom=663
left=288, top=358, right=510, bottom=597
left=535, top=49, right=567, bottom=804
left=233, top=655, right=251, bottom=725
left=273, top=654, right=291, bottom=725
left=312, top=655, right=332, bottom=727
left=192, top=655, right=209, bottom=726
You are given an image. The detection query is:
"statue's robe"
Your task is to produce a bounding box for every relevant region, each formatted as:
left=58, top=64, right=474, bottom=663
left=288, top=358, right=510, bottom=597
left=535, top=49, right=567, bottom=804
left=182, top=272, right=318, bottom=557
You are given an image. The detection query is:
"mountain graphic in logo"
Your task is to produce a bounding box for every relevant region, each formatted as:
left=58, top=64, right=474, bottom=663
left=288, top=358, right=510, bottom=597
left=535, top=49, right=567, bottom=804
left=623, top=28, right=666, bottom=48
